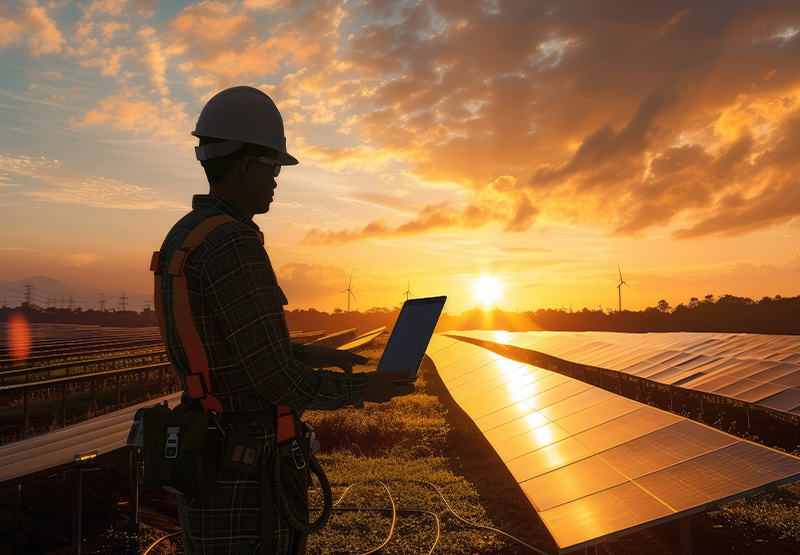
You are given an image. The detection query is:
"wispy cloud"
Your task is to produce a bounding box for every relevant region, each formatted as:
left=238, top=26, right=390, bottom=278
left=0, top=153, right=186, bottom=210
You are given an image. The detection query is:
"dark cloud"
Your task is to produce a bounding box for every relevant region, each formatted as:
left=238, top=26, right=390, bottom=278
left=302, top=175, right=540, bottom=244
left=340, top=0, right=800, bottom=239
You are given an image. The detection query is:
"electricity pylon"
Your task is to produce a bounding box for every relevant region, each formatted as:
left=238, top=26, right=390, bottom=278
left=119, top=287, right=128, bottom=311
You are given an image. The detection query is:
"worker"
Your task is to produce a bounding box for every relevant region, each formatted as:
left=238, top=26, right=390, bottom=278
left=155, top=86, right=415, bottom=554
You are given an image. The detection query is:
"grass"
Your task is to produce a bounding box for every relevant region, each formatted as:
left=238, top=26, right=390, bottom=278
left=707, top=481, right=800, bottom=542
left=300, top=337, right=552, bottom=555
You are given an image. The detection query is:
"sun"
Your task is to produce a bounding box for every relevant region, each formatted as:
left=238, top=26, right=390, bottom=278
left=473, top=276, right=503, bottom=308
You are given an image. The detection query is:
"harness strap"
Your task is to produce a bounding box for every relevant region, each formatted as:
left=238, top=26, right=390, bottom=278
left=152, top=214, right=239, bottom=414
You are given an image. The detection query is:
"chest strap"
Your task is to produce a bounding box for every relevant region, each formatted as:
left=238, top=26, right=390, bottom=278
left=151, top=215, right=271, bottom=415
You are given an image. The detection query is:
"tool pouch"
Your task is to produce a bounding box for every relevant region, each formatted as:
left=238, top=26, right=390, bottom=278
left=128, top=401, right=223, bottom=500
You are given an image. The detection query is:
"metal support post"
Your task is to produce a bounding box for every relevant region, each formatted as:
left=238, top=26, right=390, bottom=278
left=89, top=379, right=94, bottom=417
left=101, top=456, right=109, bottom=495
left=22, top=389, right=29, bottom=438
left=12, top=484, right=21, bottom=520
left=130, top=448, right=139, bottom=525
left=116, top=375, right=121, bottom=411
left=680, top=516, right=692, bottom=555
left=72, top=468, right=83, bottom=555
left=62, top=383, right=68, bottom=427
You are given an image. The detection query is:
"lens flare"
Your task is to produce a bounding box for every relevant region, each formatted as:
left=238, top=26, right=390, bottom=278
left=7, top=313, right=31, bottom=360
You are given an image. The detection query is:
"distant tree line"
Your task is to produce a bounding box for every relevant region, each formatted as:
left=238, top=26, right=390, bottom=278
left=0, top=304, right=158, bottom=327
left=3, top=294, right=799, bottom=335
left=438, top=294, right=800, bottom=335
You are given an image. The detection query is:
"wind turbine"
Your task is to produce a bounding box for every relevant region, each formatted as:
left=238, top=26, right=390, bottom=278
left=401, top=278, right=413, bottom=303
left=617, top=263, right=631, bottom=312
left=340, top=272, right=357, bottom=312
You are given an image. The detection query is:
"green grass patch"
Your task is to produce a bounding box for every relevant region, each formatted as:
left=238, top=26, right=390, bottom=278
left=308, top=454, right=499, bottom=555
left=304, top=394, right=448, bottom=458
left=708, top=481, right=800, bottom=542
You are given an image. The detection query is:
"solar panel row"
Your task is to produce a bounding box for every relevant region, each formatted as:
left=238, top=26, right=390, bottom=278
left=449, top=330, right=800, bottom=415
left=426, top=334, right=800, bottom=552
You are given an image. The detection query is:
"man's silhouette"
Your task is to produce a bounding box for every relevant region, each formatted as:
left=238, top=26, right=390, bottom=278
left=155, top=86, right=414, bottom=554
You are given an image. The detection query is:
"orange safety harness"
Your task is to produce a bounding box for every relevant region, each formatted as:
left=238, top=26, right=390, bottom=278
left=150, top=216, right=296, bottom=443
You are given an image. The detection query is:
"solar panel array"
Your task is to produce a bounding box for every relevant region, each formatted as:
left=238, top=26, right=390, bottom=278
left=447, top=330, right=800, bottom=416
left=0, top=392, right=181, bottom=488
left=337, top=326, right=386, bottom=351
left=426, top=333, right=800, bottom=553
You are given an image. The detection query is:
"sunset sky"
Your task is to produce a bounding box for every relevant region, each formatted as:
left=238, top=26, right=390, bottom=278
left=1, top=0, right=800, bottom=314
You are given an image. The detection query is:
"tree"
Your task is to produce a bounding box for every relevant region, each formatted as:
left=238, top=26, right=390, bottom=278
left=657, top=299, right=672, bottom=313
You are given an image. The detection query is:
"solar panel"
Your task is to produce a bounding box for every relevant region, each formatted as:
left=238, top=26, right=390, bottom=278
left=337, top=326, right=386, bottom=351
left=447, top=330, right=800, bottom=416
left=0, top=393, right=181, bottom=488
left=426, top=334, right=800, bottom=553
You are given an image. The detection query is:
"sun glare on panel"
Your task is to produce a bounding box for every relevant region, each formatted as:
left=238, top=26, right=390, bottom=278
left=493, top=330, right=512, bottom=344
left=473, top=276, right=503, bottom=308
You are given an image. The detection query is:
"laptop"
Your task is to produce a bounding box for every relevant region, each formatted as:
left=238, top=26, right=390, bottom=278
left=376, top=295, right=447, bottom=382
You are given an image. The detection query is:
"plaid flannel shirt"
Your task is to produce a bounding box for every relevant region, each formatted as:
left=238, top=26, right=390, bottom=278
left=159, top=195, right=367, bottom=554
left=157, top=194, right=368, bottom=412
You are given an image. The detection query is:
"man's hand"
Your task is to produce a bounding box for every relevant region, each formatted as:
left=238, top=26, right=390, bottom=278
left=362, top=370, right=416, bottom=403
left=304, top=344, right=368, bottom=374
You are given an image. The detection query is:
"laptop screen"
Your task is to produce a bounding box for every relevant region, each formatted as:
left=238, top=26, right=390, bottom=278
left=376, top=296, right=446, bottom=376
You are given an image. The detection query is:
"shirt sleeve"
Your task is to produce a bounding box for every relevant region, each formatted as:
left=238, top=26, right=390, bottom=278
left=199, top=225, right=367, bottom=411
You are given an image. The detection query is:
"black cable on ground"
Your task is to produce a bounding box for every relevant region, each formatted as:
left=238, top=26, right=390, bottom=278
left=141, top=530, right=181, bottom=555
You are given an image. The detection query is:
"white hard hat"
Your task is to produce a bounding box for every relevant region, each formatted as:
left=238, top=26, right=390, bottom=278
left=192, top=86, right=299, bottom=166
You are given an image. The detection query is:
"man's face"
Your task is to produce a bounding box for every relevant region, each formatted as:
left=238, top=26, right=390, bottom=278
left=244, top=155, right=278, bottom=215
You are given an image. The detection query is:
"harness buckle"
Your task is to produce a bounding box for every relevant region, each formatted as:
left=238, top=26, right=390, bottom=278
left=165, top=426, right=180, bottom=458
left=290, top=440, right=306, bottom=470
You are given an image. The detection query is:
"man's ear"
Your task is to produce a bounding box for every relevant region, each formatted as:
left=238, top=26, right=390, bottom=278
left=238, top=155, right=250, bottom=179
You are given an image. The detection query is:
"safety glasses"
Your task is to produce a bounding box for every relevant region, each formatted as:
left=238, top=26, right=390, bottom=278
left=256, top=155, right=281, bottom=177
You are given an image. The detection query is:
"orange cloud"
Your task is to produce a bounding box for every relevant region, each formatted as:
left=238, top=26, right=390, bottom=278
left=71, top=87, right=190, bottom=141
left=301, top=179, right=540, bottom=244
left=0, top=18, right=23, bottom=48
left=322, top=0, right=800, bottom=240
left=78, top=45, right=137, bottom=76
left=1, top=0, right=65, bottom=56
